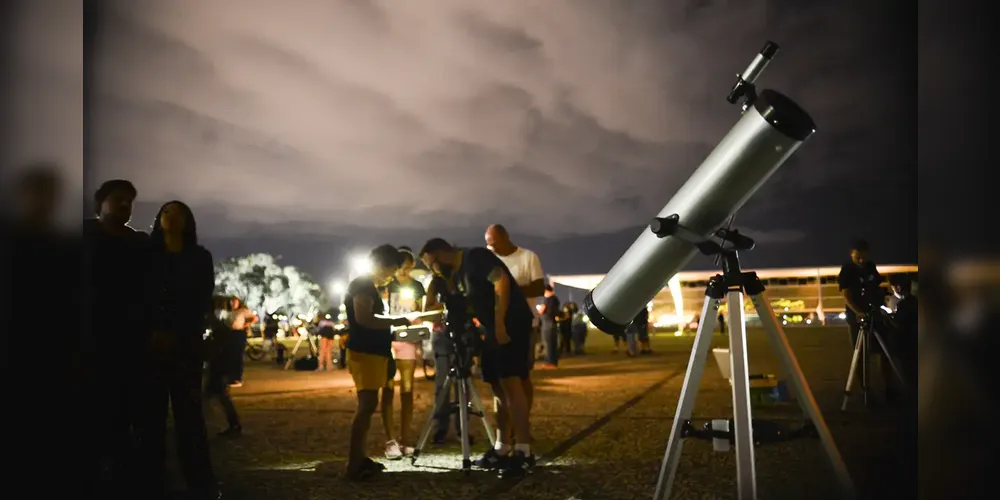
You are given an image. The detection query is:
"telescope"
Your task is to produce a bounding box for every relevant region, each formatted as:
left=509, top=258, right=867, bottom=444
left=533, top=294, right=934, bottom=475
left=583, top=41, right=815, bottom=334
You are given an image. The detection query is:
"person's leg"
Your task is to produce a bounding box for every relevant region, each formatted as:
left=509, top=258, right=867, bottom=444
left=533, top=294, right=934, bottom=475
left=626, top=332, right=638, bottom=356
left=543, top=323, right=559, bottom=366
left=380, top=381, right=397, bottom=449
left=231, top=330, right=246, bottom=383
left=318, top=338, right=330, bottom=369
left=170, top=365, right=217, bottom=494
left=134, top=371, right=170, bottom=496
left=346, top=352, right=388, bottom=477
left=397, top=359, right=416, bottom=447
left=639, top=329, right=651, bottom=353
left=612, top=334, right=622, bottom=352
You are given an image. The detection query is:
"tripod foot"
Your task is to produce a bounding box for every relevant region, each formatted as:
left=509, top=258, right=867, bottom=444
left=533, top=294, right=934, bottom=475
left=462, top=459, right=472, bottom=475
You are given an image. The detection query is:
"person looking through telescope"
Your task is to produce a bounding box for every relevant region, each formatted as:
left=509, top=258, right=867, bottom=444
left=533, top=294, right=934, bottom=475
left=343, top=244, right=411, bottom=481
left=420, top=238, right=536, bottom=478
left=380, top=246, right=426, bottom=460
left=838, top=238, right=899, bottom=404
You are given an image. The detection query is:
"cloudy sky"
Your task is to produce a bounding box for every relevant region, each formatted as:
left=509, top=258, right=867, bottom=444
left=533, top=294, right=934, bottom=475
left=8, top=0, right=921, bottom=282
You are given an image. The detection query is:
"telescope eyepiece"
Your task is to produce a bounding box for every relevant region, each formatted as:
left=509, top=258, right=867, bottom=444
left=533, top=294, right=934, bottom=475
left=760, top=41, right=779, bottom=59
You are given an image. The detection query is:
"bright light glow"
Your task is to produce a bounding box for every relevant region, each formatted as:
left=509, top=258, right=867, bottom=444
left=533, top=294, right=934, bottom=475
left=330, top=280, right=346, bottom=295
left=782, top=320, right=788, bottom=325
left=838, top=312, right=847, bottom=319
left=674, top=330, right=683, bottom=337
left=399, top=287, right=415, bottom=300
left=536, top=304, right=544, bottom=313
left=338, top=313, right=346, bottom=321
left=351, top=255, right=372, bottom=276
left=324, top=314, right=331, bottom=319
left=292, top=318, right=302, bottom=326
left=806, top=319, right=812, bottom=324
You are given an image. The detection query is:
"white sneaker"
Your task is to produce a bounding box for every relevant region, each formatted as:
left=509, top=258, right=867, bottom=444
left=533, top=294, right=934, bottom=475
left=401, top=446, right=415, bottom=457
left=385, top=440, right=403, bottom=460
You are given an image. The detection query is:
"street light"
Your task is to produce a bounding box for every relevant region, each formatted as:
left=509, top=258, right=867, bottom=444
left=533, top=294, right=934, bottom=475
left=350, top=254, right=372, bottom=278
left=330, top=280, right=346, bottom=295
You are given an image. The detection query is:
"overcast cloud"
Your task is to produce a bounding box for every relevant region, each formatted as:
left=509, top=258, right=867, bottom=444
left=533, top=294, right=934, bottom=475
left=0, top=0, right=887, bottom=239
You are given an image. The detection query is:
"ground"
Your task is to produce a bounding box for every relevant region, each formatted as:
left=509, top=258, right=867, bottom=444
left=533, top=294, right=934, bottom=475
left=181, top=328, right=912, bottom=500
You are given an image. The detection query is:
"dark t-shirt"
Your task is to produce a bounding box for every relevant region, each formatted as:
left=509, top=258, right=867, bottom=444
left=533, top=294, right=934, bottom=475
left=344, top=276, right=392, bottom=356
left=894, top=296, right=918, bottom=344
left=452, top=247, right=534, bottom=338
left=837, top=260, right=883, bottom=316
left=542, top=295, right=561, bottom=323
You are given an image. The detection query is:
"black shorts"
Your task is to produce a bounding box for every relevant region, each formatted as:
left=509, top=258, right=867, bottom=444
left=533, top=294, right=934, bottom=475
left=480, top=332, right=531, bottom=384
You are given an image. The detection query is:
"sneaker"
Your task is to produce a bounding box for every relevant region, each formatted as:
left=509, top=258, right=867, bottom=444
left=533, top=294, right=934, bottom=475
left=384, top=440, right=403, bottom=460
left=229, top=381, right=243, bottom=388
left=499, top=450, right=535, bottom=478
left=401, top=446, right=415, bottom=457
left=473, top=448, right=509, bottom=470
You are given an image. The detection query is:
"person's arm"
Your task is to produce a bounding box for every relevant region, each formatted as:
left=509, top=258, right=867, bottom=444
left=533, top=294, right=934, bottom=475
left=353, top=294, right=408, bottom=330
left=424, top=279, right=444, bottom=311
left=521, top=252, right=546, bottom=298
left=488, top=266, right=512, bottom=344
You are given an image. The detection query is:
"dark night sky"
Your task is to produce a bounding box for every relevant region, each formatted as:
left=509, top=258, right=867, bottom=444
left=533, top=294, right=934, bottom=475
left=9, top=0, right=918, bottom=284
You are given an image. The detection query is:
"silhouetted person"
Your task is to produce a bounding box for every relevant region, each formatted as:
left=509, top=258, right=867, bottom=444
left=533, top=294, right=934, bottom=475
left=83, top=179, right=150, bottom=496
left=137, top=201, right=220, bottom=499
left=3, top=164, right=80, bottom=494
left=538, top=284, right=561, bottom=367
left=225, top=297, right=257, bottom=387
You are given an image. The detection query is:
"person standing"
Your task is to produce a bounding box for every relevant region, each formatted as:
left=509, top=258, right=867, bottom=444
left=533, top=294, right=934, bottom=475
left=380, top=247, right=426, bottom=459
left=225, top=297, right=257, bottom=387
left=636, top=306, right=652, bottom=355
left=316, top=318, right=337, bottom=371
left=538, top=285, right=561, bottom=367
left=206, top=298, right=242, bottom=438
left=82, top=179, right=150, bottom=496
left=343, top=245, right=411, bottom=481
left=137, top=201, right=219, bottom=499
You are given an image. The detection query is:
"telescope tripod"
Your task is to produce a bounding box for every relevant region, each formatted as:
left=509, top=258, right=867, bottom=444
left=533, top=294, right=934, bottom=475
left=653, top=251, right=855, bottom=500
left=841, top=313, right=907, bottom=410
left=412, top=354, right=494, bottom=474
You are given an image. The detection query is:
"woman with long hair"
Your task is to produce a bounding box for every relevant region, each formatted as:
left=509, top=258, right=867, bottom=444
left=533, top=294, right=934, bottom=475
left=137, top=201, right=219, bottom=499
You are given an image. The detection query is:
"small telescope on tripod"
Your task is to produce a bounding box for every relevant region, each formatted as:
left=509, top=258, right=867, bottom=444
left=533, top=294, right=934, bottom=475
left=582, top=42, right=856, bottom=500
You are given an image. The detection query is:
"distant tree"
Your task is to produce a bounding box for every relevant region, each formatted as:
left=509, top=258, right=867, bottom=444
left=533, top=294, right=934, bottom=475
left=214, top=253, right=328, bottom=318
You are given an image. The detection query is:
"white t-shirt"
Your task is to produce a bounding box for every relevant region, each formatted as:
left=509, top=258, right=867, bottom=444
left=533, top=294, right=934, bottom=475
left=495, top=247, right=545, bottom=318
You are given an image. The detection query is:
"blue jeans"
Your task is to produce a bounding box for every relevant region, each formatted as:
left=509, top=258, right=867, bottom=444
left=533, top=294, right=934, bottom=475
left=541, top=320, right=559, bottom=366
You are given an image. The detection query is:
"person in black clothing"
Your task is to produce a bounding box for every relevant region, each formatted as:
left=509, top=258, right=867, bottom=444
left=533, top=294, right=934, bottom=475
left=538, top=284, right=561, bottom=367
left=343, top=244, right=411, bottom=481
left=205, top=297, right=242, bottom=438
left=889, top=274, right=918, bottom=386
left=556, top=303, right=576, bottom=355
left=635, top=306, right=652, bottom=354
left=424, top=274, right=468, bottom=445
left=420, top=238, right=536, bottom=478
left=82, top=179, right=151, bottom=496
left=837, top=238, right=898, bottom=402
left=137, top=201, right=220, bottom=499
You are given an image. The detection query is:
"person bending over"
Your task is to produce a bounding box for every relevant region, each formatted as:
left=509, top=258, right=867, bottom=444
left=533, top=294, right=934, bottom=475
left=343, top=245, right=411, bottom=481
left=420, top=238, right=536, bottom=478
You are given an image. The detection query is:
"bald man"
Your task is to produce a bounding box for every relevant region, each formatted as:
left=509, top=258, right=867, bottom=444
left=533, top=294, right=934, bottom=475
left=485, top=225, right=544, bottom=423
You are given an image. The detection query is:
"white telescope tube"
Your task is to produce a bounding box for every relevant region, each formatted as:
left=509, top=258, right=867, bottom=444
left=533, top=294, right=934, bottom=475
left=583, top=89, right=816, bottom=334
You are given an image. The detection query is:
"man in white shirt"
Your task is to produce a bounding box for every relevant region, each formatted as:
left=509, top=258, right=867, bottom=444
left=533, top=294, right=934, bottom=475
left=485, top=224, right=545, bottom=413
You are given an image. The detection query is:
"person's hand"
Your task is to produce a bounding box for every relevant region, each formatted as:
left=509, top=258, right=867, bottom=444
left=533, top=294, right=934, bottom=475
left=495, top=324, right=510, bottom=345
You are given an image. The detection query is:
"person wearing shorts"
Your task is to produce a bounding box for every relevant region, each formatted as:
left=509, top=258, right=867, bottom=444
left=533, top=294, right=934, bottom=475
left=419, top=239, right=536, bottom=478
left=380, top=247, right=426, bottom=459
left=343, top=245, right=410, bottom=481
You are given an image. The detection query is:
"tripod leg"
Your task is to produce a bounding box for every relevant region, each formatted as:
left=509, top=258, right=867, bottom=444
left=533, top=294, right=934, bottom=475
left=861, top=324, right=869, bottom=407
left=749, top=293, right=856, bottom=499
left=467, top=379, right=496, bottom=448
left=725, top=290, right=757, bottom=500
left=457, top=378, right=472, bottom=472
left=841, top=332, right=864, bottom=411
left=870, top=328, right=907, bottom=387
left=653, top=296, right=721, bottom=500
left=412, top=375, right=454, bottom=463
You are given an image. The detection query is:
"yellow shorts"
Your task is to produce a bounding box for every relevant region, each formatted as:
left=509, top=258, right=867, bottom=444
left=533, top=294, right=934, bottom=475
left=386, top=359, right=417, bottom=393
left=347, top=351, right=389, bottom=391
